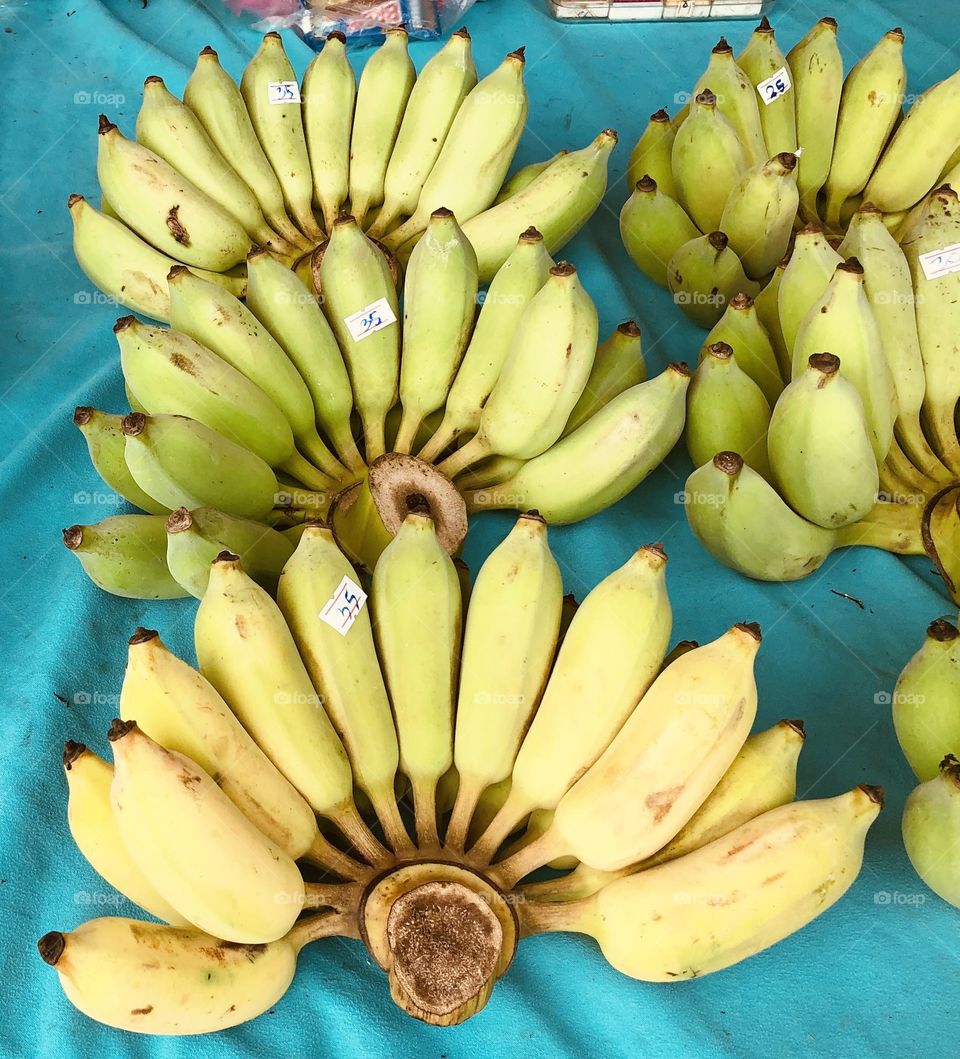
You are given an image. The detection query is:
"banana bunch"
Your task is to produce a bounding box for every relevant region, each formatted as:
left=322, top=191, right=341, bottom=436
left=43, top=516, right=880, bottom=1034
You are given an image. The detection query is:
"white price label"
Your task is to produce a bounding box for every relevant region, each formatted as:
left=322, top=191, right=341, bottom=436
left=918, top=243, right=960, bottom=281
left=319, top=576, right=367, bottom=636
left=757, top=67, right=792, bottom=106
left=344, top=298, right=397, bottom=342
left=268, top=81, right=301, bottom=104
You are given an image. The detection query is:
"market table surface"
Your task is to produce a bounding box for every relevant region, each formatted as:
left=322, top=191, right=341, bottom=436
left=1, top=0, right=957, bottom=1055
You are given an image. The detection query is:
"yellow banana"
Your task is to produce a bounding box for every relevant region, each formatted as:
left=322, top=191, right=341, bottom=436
left=703, top=292, right=783, bottom=407
left=619, top=175, right=700, bottom=289
left=692, top=37, right=767, bottom=165
left=720, top=152, right=799, bottom=279
left=736, top=17, right=796, bottom=157
left=777, top=223, right=842, bottom=356
left=626, top=108, right=676, bottom=197
left=563, top=320, right=646, bottom=436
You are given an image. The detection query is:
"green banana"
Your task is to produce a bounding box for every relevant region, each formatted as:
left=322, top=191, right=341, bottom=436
left=736, top=17, right=796, bottom=157
left=454, top=455, right=527, bottom=491
left=667, top=231, right=759, bottom=329
left=752, top=255, right=791, bottom=379
left=777, top=223, right=842, bottom=356
left=494, top=151, right=568, bottom=205
left=692, top=37, right=766, bottom=165
left=703, top=292, right=783, bottom=407
left=720, top=152, right=799, bottom=279
left=73, top=407, right=167, bottom=514
left=619, top=175, right=700, bottom=289
left=563, top=321, right=646, bottom=436
left=902, top=756, right=960, bottom=907
left=62, top=515, right=186, bottom=599
left=626, top=109, right=676, bottom=197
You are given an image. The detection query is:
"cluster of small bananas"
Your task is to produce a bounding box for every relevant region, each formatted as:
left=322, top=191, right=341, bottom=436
left=42, top=512, right=880, bottom=1033
left=893, top=618, right=960, bottom=909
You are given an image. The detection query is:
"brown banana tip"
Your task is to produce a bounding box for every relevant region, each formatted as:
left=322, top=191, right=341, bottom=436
left=144, top=75, right=163, bottom=86
left=63, top=741, right=87, bottom=769
left=729, top=292, right=754, bottom=309
left=121, top=412, right=147, bottom=436
left=651, top=108, right=670, bottom=123
left=38, top=932, right=66, bottom=967
left=327, top=30, right=347, bottom=44
left=212, top=550, right=240, bottom=565
left=97, top=114, right=116, bottom=134
left=107, top=718, right=137, bottom=742
left=857, top=201, right=882, bottom=214
left=199, top=44, right=218, bottom=56
left=707, top=341, right=733, bottom=359
left=453, top=557, right=470, bottom=571
left=713, top=451, right=744, bottom=476
left=821, top=17, right=838, bottom=30
left=601, top=128, right=618, bottom=142
left=712, top=36, right=732, bottom=53
left=264, top=31, right=282, bottom=40
left=563, top=592, right=579, bottom=605
left=809, top=352, right=840, bottom=374
left=247, top=245, right=269, bottom=261
left=708, top=231, right=729, bottom=251
left=669, top=361, right=692, bottom=377
left=637, top=175, right=658, bottom=192
left=617, top=321, right=641, bottom=337
left=645, top=542, right=667, bottom=561
left=164, top=507, right=193, bottom=534
left=453, top=26, right=471, bottom=40
left=940, top=753, right=960, bottom=770
left=798, top=222, right=824, bottom=235
left=890, top=27, right=904, bottom=39
left=859, top=783, right=884, bottom=807
left=736, top=621, right=762, bottom=642
left=129, top=627, right=159, bottom=647
left=838, top=257, right=864, bottom=275
left=404, top=492, right=432, bottom=517
left=776, top=152, right=798, bottom=171
left=933, top=184, right=959, bottom=200
left=550, top=262, right=576, bottom=277
left=73, top=406, right=94, bottom=426
left=519, top=509, right=546, bottom=523
left=112, top=316, right=135, bottom=333
left=334, top=211, right=356, bottom=226
left=927, top=617, right=959, bottom=641
left=519, top=226, right=544, bottom=242
left=67, top=193, right=85, bottom=209
left=167, top=264, right=190, bottom=280
left=62, top=526, right=84, bottom=550
left=695, top=88, right=717, bottom=106
left=758, top=15, right=772, bottom=31
left=430, top=207, right=455, bottom=220
left=784, top=719, right=806, bottom=738
left=507, top=46, right=526, bottom=62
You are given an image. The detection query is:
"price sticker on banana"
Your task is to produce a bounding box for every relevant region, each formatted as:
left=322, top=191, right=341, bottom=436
left=918, top=243, right=960, bottom=281
left=344, top=298, right=397, bottom=342
left=757, top=67, right=792, bottom=105
left=268, top=81, right=301, bottom=104
left=319, top=575, right=367, bottom=635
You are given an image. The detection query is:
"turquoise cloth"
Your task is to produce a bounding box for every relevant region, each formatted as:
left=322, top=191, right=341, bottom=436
left=2, top=0, right=957, bottom=1054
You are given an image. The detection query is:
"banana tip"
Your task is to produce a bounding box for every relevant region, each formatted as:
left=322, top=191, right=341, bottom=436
left=129, top=627, right=159, bottom=647
left=63, top=740, right=87, bottom=770
left=121, top=412, right=147, bottom=437
left=713, top=451, right=744, bottom=477
left=62, top=526, right=84, bottom=551
left=165, top=508, right=194, bottom=534
left=107, top=718, right=137, bottom=742
left=736, top=621, right=762, bottom=643
left=67, top=193, right=84, bottom=210
left=112, top=316, right=135, bottom=334
left=213, top=550, right=241, bottom=564
left=927, top=618, right=959, bottom=642
left=784, top=719, right=806, bottom=739
left=73, top=406, right=94, bottom=427
left=38, top=932, right=66, bottom=967
left=97, top=114, right=115, bottom=135
left=859, top=784, right=884, bottom=808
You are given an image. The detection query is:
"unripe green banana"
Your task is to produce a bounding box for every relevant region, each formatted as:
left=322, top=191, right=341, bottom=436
left=73, top=407, right=168, bottom=514
left=902, top=755, right=960, bottom=907
left=135, top=76, right=289, bottom=252
left=703, top=292, right=783, bottom=407
left=866, top=68, right=960, bottom=213
left=96, top=117, right=251, bottom=271
left=453, top=455, right=527, bottom=491
left=823, top=29, right=906, bottom=227
left=753, top=255, right=791, bottom=378
left=245, top=248, right=362, bottom=472
left=788, top=17, right=843, bottom=222
left=67, top=195, right=245, bottom=322
left=62, top=515, right=186, bottom=598
left=419, top=227, right=552, bottom=462
left=241, top=33, right=324, bottom=241
left=893, top=619, right=960, bottom=781
left=383, top=48, right=528, bottom=250
left=167, top=266, right=342, bottom=485
left=736, top=17, right=796, bottom=157
left=184, top=45, right=306, bottom=249
left=369, top=28, right=477, bottom=237
left=437, top=262, right=598, bottom=477
left=671, top=89, right=748, bottom=233
left=619, top=175, right=700, bottom=289
left=394, top=209, right=478, bottom=454
left=563, top=321, right=646, bottom=436
left=121, top=412, right=279, bottom=521
left=667, top=231, right=759, bottom=329
left=372, top=511, right=461, bottom=846
left=791, top=259, right=894, bottom=462
left=302, top=32, right=355, bottom=232
left=463, top=365, right=690, bottom=524
left=768, top=353, right=879, bottom=528
left=318, top=215, right=400, bottom=461
left=494, top=151, right=568, bottom=205
left=777, top=223, right=842, bottom=355
left=692, top=38, right=766, bottom=166
left=626, top=109, right=676, bottom=197
left=461, top=129, right=617, bottom=283
left=164, top=506, right=294, bottom=598
left=720, top=152, right=799, bottom=279
left=686, top=341, right=771, bottom=478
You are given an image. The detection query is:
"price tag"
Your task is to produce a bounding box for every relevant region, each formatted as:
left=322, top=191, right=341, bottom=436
left=268, top=81, right=301, bottom=104
left=918, top=243, right=960, bottom=280
left=344, top=297, right=397, bottom=342
left=319, top=576, right=367, bottom=636
left=757, top=67, right=792, bottom=106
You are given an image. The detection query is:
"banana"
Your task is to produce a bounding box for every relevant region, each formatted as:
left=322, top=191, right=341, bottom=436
left=62, top=514, right=186, bottom=599
left=96, top=116, right=250, bottom=271
left=372, top=511, right=461, bottom=846
left=470, top=545, right=670, bottom=863
left=753, top=255, right=791, bottom=379
left=692, top=37, right=767, bottom=166
left=823, top=29, right=906, bottom=227
left=276, top=525, right=411, bottom=853
left=893, top=619, right=960, bottom=781
left=768, top=353, right=879, bottom=528
left=736, top=17, right=796, bottom=157
left=107, top=720, right=304, bottom=943
left=73, top=407, right=167, bottom=514
left=121, top=411, right=279, bottom=520
left=519, top=786, right=882, bottom=980
left=788, top=18, right=843, bottom=222
left=619, top=175, right=700, bottom=289
left=240, top=33, right=324, bottom=241
left=686, top=341, right=771, bottom=478
left=459, top=129, right=617, bottom=283
left=63, top=742, right=187, bottom=923
left=394, top=209, right=478, bottom=454
left=494, top=151, right=568, bottom=204
left=383, top=48, right=527, bottom=251
left=791, top=259, right=894, bottom=462
left=419, top=227, right=552, bottom=461
left=865, top=68, right=960, bottom=213
left=135, top=75, right=289, bottom=251
left=67, top=196, right=244, bottom=322
left=777, top=223, right=842, bottom=357
left=445, top=513, right=563, bottom=852
left=720, top=152, right=799, bottom=279
left=184, top=45, right=306, bottom=248
left=626, top=109, right=676, bottom=197
left=437, top=263, right=598, bottom=478
left=703, top=292, right=783, bottom=407
left=462, top=364, right=690, bottom=524
left=318, top=215, right=400, bottom=461
left=302, top=32, right=356, bottom=231
left=167, top=266, right=343, bottom=485
left=902, top=757, right=960, bottom=907
left=245, top=248, right=363, bottom=472
left=369, top=28, right=478, bottom=237
left=668, top=232, right=759, bottom=329
left=563, top=321, right=646, bottom=436
left=671, top=89, right=748, bottom=233
left=165, top=507, right=294, bottom=598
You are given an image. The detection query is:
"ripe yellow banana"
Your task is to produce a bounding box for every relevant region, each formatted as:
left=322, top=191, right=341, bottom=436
left=703, top=292, right=783, bottom=407
left=494, top=150, right=568, bottom=205
left=753, top=255, right=791, bottom=378
left=720, top=152, right=799, bottom=279
left=626, top=109, right=676, bottom=197
left=902, top=755, right=960, bottom=907
left=73, top=406, right=167, bottom=514
left=777, top=223, right=842, bottom=357
left=563, top=320, right=646, bottom=436
left=619, top=175, right=700, bottom=289
left=668, top=231, right=759, bottom=329
left=736, top=17, right=796, bottom=157
left=693, top=37, right=767, bottom=165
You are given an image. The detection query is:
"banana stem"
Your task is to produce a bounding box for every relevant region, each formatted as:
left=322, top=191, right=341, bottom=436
left=412, top=777, right=440, bottom=849
left=268, top=211, right=313, bottom=251
left=897, top=413, right=954, bottom=483
left=417, top=416, right=459, bottom=464
left=293, top=206, right=325, bottom=243
left=837, top=499, right=925, bottom=554
left=297, top=429, right=349, bottom=481
left=289, top=910, right=358, bottom=950
left=393, top=407, right=425, bottom=456
left=488, top=828, right=570, bottom=891
left=278, top=450, right=338, bottom=492
left=303, top=881, right=363, bottom=913
left=366, top=200, right=400, bottom=240
left=517, top=897, right=587, bottom=938
left=443, top=775, right=485, bottom=854
left=882, top=436, right=931, bottom=495
left=371, top=786, right=415, bottom=855
left=469, top=788, right=532, bottom=866
left=328, top=804, right=392, bottom=867
left=436, top=435, right=491, bottom=480
left=362, top=413, right=387, bottom=463
left=519, top=870, right=590, bottom=903
left=329, top=424, right=367, bottom=474
left=462, top=487, right=514, bottom=514
left=303, top=832, right=369, bottom=882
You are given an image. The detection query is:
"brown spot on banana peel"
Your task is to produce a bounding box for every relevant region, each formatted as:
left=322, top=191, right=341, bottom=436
left=130, top=1006, right=153, bottom=1016
left=645, top=786, right=683, bottom=824
left=165, top=205, right=190, bottom=246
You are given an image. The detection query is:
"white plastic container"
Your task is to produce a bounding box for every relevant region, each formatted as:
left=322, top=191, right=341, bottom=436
left=548, top=0, right=774, bottom=22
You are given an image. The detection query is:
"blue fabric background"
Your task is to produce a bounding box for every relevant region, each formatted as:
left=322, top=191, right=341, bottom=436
left=2, top=0, right=958, bottom=1054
